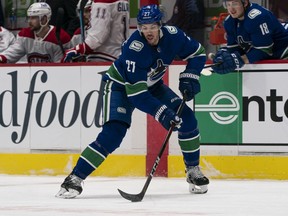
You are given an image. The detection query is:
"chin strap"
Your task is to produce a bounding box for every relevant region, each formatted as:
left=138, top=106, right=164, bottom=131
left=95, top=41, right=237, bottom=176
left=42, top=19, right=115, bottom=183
left=35, top=15, right=50, bottom=36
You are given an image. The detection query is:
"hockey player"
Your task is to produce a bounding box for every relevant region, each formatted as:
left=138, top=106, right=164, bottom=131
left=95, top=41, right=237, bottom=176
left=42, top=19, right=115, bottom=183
left=0, top=26, right=16, bottom=52
left=166, top=0, right=205, bottom=46
left=70, top=0, right=92, bottom=47
left=56, top=4, right=209, bottom=199
left=70, top=0, right=103, bottom=62
left=0, top=2, right=71, bottom=63
left=62, top=0, right=129, bottom=62
left=45, top=0, right=79, bottom=37
left=211, top=0, right=288, bottom=74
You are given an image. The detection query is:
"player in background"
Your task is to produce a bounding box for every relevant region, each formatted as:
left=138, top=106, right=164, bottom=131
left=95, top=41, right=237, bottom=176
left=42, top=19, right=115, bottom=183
left=62, top=0, right=129, bottom=62
left=70, top=0, right=92, bottom=47
left=0, top=2, right=71, bottom=63
left=45, top=0, right=79, bottom=37
left=70, top=0, right=105, bottom=62
left=0, top=26, right=16, bottom=52
left=56, top=4, right=209, bottom=199
left=211, top=0, right=288, bottom=74
left=166, top=0, right=205, bottom=47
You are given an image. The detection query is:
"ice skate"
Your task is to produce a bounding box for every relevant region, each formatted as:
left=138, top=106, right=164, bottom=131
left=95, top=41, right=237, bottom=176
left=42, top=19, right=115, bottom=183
left=186, top=165, right=209, bottom=194
left=55, top=174, right=83, bottom=199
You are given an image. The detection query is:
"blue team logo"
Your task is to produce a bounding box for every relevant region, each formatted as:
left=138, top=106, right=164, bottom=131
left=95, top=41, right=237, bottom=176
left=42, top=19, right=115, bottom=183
left=148, top=59, right=168, bottom=81
left=237, top=36, right=252, bottom=52
left=129, top=40, right=144, bottom=52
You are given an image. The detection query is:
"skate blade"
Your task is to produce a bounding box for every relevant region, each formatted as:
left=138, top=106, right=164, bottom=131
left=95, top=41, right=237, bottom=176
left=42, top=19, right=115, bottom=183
left=55, top=188, right=80, bottom=199
left=189, top=184, right=208, bottom=194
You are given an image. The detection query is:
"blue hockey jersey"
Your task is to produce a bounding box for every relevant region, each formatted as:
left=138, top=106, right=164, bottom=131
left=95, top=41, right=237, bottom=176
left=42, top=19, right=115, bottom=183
left=224, top=3, right=288, bottom=63
left=104, top=25, right=206, bottom=116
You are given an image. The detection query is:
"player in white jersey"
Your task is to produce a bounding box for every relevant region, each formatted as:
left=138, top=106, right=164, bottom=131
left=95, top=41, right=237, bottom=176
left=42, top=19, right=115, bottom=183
left=0, top=26, right=16, bottom=52
left=62, top=0, right=129, bottom=62
left=70, top=0, right=94, bottom=62
left=70, top=0, right=92, bottom=47
left=0, top=2, right=71, bottom=63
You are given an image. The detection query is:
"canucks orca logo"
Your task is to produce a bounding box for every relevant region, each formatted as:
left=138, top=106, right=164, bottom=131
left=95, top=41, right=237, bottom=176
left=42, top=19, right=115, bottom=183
left=148, top=59, right=168, bottom=81
left=237, top=36, right=252, bottom=52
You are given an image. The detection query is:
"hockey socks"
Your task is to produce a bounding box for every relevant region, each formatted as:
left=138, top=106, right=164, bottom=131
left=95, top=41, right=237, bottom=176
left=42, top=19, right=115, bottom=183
left=178, top=132, right=200, bottom=167
left=72, top=141, right=109, bottom=179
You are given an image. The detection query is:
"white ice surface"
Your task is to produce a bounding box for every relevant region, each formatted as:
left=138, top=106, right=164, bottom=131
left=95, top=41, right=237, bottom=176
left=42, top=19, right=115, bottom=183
left=0, top=175, right=287, bottom=216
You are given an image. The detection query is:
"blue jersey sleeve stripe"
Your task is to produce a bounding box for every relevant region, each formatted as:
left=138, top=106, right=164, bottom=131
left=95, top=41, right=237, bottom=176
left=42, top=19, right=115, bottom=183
left=253, top=43, right=274, bottom=55
left=106, top=64, right=125, bottom=85
left=183, top=44, right=206, bottom=61
left=227, top=44, right=240, bottom=49
left=280, top=47, right=288, bottom=59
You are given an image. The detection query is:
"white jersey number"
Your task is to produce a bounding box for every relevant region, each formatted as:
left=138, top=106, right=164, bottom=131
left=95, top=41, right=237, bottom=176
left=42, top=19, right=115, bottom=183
left=126, top=60, right=136, bottom=73
left=95, top=7, right=106, bottom=19
left=259, top=23, right=269, bottom=35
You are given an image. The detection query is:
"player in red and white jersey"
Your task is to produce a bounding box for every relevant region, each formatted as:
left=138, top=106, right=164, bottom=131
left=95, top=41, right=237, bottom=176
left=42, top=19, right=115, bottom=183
left=0, top=2, right=71, bottom=63
left=0, top=26, right=16, bottom=52
left=63, top=0, right=129, bottom=62
left=71, top=0, right=92, bottom=47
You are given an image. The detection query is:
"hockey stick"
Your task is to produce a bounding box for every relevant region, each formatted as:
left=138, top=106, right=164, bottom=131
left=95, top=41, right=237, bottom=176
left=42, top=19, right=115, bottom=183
left=76, top=0, right=89, bottom=62
left=79, top=0, right=88, bottom=43
left=55, top=7, right=65, bottom=55
left=201, top=62, right=222, bottom=76
left=200, top=52, right=219, bottom=76
left=203, top=62, right=221, bottom=69
left=118, top=92, right=187, bottom=202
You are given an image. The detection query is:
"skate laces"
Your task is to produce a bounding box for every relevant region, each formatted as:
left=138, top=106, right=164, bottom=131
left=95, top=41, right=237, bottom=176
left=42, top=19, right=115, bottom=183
left=65, top=174, right=83, bottom=187
left=63, top=174, right=84, bottom=187
left=187, top=166, right=204, bottom=179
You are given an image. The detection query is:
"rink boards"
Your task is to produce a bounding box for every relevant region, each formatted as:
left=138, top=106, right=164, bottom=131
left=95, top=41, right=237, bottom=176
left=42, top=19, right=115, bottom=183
left=0, top=61, right=288, bottom=179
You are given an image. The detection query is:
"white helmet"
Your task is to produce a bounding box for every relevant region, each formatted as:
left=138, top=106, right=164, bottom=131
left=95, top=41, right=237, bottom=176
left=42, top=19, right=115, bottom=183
left=27, top=2, right=51, bottom=20
left=77, top=0, right=92, bottom=10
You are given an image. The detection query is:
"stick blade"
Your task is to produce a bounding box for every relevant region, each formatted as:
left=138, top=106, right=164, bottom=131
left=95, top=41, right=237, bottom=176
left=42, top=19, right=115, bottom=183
left=117, top=189, right=144, bottom=202
left=201, top=68, right=212, bottom=76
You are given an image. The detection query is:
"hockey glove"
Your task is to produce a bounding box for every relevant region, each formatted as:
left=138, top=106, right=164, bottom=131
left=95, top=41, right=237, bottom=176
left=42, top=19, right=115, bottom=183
left=61, top=42, right=92, bottom=63
left=179, top=70, right=200, bottom=101
left=154, top=105, right=182, bottom=131
left=0, top=55, right=7, bottom=63
left=62, top=49, right=80, bottom=62
left=212, top=48, right=244, bottom=74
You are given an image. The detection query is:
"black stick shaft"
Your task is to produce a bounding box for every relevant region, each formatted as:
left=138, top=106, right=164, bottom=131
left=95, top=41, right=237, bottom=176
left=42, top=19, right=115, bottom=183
left=118, top=93, right=187, bottom=202
left=55, top=7, right=65, bottom=55
left=203, top=62, right=222, bottom=69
